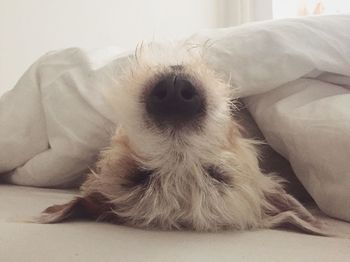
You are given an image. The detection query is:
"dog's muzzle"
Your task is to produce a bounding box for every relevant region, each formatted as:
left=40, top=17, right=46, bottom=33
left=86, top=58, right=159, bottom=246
left=145, top=74, right=205, bottom=126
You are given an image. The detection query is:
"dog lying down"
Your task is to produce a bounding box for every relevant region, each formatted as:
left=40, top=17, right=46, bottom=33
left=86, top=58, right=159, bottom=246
left=39, top=45, right=327, bottom=235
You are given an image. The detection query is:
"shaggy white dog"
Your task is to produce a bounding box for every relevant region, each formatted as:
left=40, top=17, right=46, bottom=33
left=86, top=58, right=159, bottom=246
left=40, top=43, right=325, bottom=234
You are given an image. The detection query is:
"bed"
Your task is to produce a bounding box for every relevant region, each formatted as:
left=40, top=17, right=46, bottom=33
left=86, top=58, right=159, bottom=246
left=1, top=14, right=350, bottom=261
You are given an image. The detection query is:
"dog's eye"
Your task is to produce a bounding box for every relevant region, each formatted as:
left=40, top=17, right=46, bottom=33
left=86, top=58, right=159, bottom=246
left=123, top=168, right=153, bottom=188
left=206, top=166, right=231, bottom=185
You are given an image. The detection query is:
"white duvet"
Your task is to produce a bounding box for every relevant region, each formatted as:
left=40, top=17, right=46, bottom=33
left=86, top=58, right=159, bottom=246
left=1, top=15, right=350, bottom=221
left=0, top=47, right=126, bottom=186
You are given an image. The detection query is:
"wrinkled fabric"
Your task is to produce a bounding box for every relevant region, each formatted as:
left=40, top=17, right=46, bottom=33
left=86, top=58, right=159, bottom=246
left=192, top=15, right=350, bottom=221
left=0, top=47, right=128, bottom=187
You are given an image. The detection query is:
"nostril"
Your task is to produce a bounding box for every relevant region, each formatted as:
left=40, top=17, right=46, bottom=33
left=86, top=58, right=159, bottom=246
left=151, top=82, right=168, bottom=101
left=180, top=86, right=196, bottom=100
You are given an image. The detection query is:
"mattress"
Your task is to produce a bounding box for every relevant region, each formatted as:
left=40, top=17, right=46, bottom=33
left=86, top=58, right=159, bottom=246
left=0, top=185, right=349, bottom=262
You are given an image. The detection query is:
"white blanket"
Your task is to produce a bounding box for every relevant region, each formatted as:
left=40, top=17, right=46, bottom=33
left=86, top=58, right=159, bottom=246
left=191, top=14, right=350, bottom=222
left=1, top=15, right=350, bottom=221
left=0, top=47, right=127, bottom=186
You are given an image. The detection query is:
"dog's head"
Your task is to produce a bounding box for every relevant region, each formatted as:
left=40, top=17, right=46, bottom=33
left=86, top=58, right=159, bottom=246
left=40, top=43, right=325, bottom=234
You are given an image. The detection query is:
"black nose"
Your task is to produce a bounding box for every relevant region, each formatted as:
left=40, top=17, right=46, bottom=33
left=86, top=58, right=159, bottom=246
left=146, top=75, right=204, bottom=125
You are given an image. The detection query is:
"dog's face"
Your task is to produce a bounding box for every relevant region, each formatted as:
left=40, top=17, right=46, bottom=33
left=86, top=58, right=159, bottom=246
left=40, top=44, right=325, bottom=234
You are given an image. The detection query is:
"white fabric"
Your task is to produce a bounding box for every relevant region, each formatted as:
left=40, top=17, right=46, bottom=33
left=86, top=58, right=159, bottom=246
left=0, top=185, right=350, bottom=262
left=0, top=47, right=127, bottom=186
left=244, top=79, right=350, bottom=222
left=191, top=14, right=350, bottom=221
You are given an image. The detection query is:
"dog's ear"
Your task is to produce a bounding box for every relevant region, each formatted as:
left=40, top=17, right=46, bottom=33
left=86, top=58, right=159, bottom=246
left=263, top=187, right=329, bottom=236
left=39, top=192, right=114, bottom=223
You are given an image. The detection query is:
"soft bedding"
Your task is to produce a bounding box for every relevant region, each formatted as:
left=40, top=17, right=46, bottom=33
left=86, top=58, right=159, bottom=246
left=1, top=184, right=350, bottom=262
left=1, top=15, right=350, bottom=222
left=191, top=14, right=350, bottom=222
left=0, top=47, right=126, bottom=186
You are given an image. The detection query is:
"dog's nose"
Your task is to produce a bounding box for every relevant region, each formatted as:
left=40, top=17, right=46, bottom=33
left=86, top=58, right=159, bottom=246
left=146, top=75, right=204, bottom=124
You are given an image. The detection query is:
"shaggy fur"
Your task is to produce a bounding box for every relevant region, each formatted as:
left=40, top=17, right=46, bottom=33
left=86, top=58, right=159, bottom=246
left=39, top=42, right=325, bottom=234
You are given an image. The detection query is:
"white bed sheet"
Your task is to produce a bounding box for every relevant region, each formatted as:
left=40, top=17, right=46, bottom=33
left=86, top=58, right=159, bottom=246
left=0, top=185, right=350, bottom=262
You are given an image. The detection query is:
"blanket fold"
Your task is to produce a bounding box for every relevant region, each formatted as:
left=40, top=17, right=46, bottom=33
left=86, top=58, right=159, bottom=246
left=0, top=47, right=127, bottom=186
left=192, top=14, right=350, bottom=221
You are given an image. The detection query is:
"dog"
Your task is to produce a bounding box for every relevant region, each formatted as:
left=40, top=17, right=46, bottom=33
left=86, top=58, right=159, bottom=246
left=39, top=43, right=325, bottom=234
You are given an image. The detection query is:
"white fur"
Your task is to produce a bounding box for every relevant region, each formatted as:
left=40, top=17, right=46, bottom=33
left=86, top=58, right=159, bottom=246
left=40, top=43, right=325, bottom=235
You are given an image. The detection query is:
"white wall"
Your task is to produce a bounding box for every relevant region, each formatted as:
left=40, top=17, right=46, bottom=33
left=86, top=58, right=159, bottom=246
left=218, top=0, right=273, bottom=27
left=253, top=0, right=273, bottom=21
left=0, top=0, right=221, bottom=92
